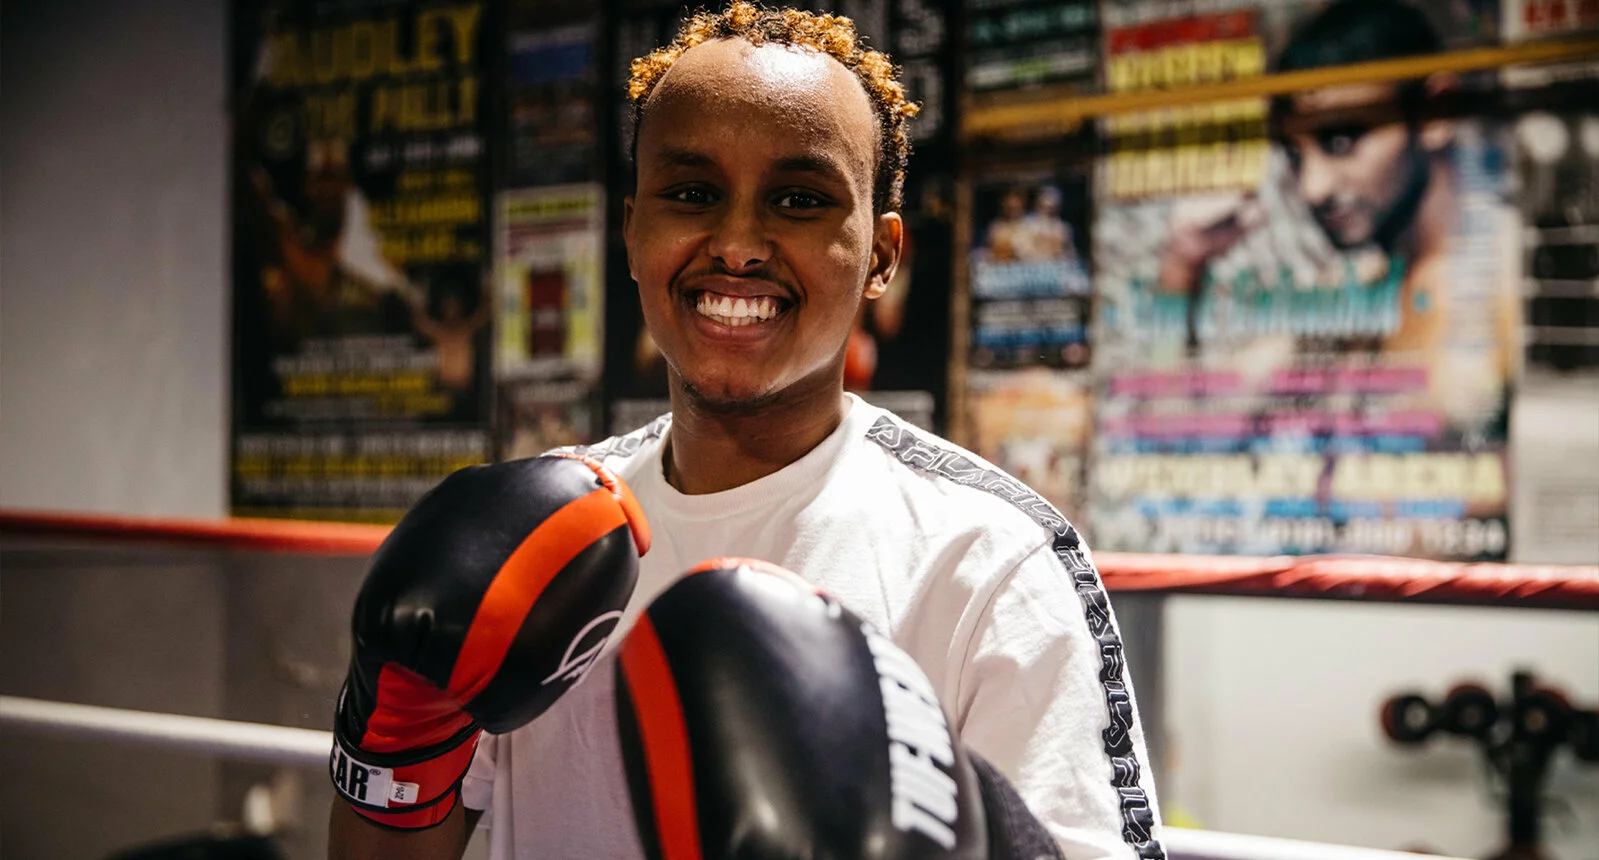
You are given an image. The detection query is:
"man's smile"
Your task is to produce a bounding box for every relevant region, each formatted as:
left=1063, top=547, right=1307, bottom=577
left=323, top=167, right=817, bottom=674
left=693, top=292, right=787, bottom=326
left=678, top=274, right=797, bottom=331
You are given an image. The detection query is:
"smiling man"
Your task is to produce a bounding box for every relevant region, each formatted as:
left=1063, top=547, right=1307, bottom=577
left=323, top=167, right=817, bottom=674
left=328, top=5, right=1161, bottom=859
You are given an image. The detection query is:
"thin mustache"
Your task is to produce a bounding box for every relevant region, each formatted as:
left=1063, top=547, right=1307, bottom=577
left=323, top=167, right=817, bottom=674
left=1312, top=200, right=1361, bottom=219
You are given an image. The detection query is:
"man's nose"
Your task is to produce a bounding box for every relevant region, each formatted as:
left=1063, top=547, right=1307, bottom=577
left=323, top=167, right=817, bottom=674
left=708, top=198, right=772, bottom=274
left=1296, top=147, right=1336, bottom=207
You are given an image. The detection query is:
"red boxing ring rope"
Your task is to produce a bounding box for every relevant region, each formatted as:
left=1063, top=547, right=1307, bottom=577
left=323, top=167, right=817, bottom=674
left=3, top=509, right=1594, bottom=610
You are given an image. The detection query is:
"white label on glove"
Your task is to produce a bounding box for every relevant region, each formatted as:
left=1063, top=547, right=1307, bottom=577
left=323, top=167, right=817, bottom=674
left=389, top=781, right=420, bottom=805
left=331, top=745, right=396, bottom=808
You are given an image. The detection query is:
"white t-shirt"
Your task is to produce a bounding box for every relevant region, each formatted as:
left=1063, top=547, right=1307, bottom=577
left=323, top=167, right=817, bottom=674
left=461, top=394, right=1163, bottom=859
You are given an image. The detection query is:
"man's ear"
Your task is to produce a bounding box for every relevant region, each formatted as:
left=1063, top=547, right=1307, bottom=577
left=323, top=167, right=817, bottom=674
left=622, top=195, right=638, bottom=282
left=864, top=212, right=903, bottom=300
left=1419, top=73, right=1458, bottom=154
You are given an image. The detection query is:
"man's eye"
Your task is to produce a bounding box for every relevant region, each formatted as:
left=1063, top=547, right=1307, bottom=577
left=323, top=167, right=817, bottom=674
left=665, top=187, right=715, bottom=206
left=1315, top=125, right=1367, bottom=157
left=775, top=192, right=828, bottom=211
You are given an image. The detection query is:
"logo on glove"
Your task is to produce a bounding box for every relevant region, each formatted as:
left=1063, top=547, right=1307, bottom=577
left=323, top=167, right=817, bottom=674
left=541, top=610, right=623, bottom=687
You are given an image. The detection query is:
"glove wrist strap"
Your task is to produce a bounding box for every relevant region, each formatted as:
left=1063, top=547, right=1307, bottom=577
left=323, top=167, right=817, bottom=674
left=330, top=728, right=482, bottom=829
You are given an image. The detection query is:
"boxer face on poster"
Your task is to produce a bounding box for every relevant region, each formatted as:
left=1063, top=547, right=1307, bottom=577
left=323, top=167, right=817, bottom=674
left=1272, top=0, right=1453, bottom=256
left=1159, top=0, right=1458, bottom=295
left=622, top=38, right=901, bottom=415
left=1279, top=83, right=1440, bottom=252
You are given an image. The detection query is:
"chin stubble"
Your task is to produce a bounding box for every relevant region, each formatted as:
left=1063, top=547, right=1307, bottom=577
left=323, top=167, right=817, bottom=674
left=679, top=377, right=786, bottom=417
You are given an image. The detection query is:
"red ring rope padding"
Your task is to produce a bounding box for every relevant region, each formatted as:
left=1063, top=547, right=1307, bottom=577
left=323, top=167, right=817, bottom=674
left=0, top=509, right=388, bottom=556
left=1099, top=552, right=1599, bottom=610
left=2, top=510, right=1595, bottom=610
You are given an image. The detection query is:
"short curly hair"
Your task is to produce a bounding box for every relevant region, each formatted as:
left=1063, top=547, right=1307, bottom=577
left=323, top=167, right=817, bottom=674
left=628, top=2, right=919, bottom=214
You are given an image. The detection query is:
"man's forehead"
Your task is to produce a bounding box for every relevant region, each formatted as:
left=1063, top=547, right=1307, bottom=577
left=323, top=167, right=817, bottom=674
left=663, top=38, right=843, bottom=94
left=640, top=39, right=877, bottom=162
left=1282, top=82, right=1406, bottom=134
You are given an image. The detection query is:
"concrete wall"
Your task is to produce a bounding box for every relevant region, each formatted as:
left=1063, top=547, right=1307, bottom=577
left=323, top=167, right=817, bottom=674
left=0, top=542, right=486, bottom=860
left=0, top=545, right=230, bottom=859
left=0, top=544, right=354, bottom=859
left=0, top=0, right=228, bottom=519
left=1161, top=596, right=1599, bottom=858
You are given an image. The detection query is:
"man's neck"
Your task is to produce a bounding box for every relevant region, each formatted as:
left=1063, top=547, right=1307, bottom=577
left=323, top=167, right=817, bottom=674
left=662, top=378, right=849, bottom=495
left=1397, top=158, right=1456, bottom=266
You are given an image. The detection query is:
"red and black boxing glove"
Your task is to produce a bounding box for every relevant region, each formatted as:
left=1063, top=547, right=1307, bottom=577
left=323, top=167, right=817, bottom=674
left=614, top=558, right=993, bottom=860
left=331, top=453, right=649, bottom=828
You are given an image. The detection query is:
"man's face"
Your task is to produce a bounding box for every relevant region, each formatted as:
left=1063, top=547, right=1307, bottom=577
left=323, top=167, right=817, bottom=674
left=1000, top=190, right=1026, bottom=219
left=625, top=39, right=899, bottom=412
left=441, top=294, right=463, bottom=321
left=305, top=143, right=350, bottom=243
left=1282, top=83, right=1428, bottom=251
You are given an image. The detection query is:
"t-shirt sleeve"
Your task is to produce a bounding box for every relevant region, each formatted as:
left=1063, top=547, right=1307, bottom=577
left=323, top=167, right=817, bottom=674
left=460, top=731, right=497, bottom=823
left=953, top=537, right=1164, bottom=860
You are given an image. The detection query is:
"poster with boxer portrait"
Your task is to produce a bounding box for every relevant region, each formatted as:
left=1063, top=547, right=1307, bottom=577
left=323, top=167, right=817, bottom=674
left=1089, top=116, right=1521, bottom=560
left=1086, top=0, right=1521, bottom=560
left=1256, top=0, right=1501, bottom=51
left=230, top=0, right=494, bottom=522
left=968, top=174, right=1094, bottom=370
left=1098, top=4, right=1272, bottom=204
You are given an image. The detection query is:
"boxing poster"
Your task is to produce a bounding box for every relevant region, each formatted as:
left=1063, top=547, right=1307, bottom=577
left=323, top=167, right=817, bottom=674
left=230, top=0, right=494, bottom=522
left=964, top=0, right=1099, bottom=96
left=969, top=174, right=1094, bottom=369
left=506, top=18, right=600, bottom=188
left=1501, top=0, right=1598, bottom=42
left=1099, top=5, right=1271, bottom=202
left=495, top=185, right=605, bottom=383
left=496, top=377, right=597, bottom=461
left=1254, top=0, right=1501, bottom=50
left=493, top=185, right=605, bottom=458
left=965, top=368, right=1095, bottom=525
left=1089, top=108, right=1521, bottom=560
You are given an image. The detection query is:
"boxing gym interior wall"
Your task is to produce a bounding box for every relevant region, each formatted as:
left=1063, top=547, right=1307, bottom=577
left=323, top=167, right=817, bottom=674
left=2, top=5, right=367, bottom=859
left=2, top=1, right=1597, bottom=859
left=1, top=0, right=229, bottom=520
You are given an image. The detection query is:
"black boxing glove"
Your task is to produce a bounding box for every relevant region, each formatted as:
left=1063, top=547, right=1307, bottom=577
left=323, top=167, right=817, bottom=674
left=615, top=557, right=988, bottom=859
left=969, top=752, right=1067, bottom=860
left=331, top=453, right=649, bottom=829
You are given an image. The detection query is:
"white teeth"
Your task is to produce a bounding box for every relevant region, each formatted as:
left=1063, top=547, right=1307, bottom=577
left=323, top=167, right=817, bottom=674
left=695, top=293, right=784, bottom=325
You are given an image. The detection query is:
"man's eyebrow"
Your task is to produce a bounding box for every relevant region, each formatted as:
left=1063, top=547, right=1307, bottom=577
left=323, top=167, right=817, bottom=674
left=652, top=146, right=716, bottom=168
left=649, top=147, right=853, bottom=184
left=773, top=154, right=850, bottom=184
